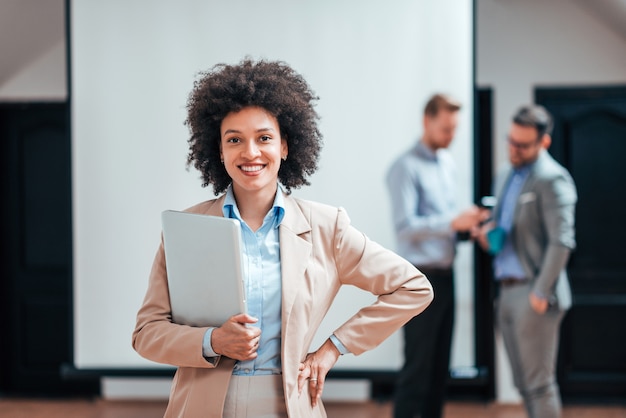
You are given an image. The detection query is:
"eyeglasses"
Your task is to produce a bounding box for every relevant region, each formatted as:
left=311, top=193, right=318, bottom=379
left=507, top=136, right=541, bottom=151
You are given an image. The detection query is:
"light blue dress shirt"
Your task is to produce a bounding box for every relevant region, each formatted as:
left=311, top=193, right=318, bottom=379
left=493, top=165, right=531, bottom=281
left=202, top=185, right=348, bottom=375
left=386, top=140, right=458, bottom=268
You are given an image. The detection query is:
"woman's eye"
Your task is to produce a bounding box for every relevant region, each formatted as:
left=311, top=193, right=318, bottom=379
left=260, top=135, right=272, bottom=142
left=227, top=137, right=240, bottom=143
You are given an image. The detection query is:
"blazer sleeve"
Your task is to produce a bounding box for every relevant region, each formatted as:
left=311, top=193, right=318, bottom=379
left=331, top=208, right=434, bottom=356
left=132, top=239, right=219, bottom=368
left=532, top=171, right=577, bottom=298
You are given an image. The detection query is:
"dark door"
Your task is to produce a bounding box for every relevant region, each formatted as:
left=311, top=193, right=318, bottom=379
left=0, top=103, right=98, bottom=395
left=536, top=86, right=626, bottom=401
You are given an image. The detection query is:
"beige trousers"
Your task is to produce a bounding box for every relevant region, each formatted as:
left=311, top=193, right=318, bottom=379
left=223, top=375, right=288, bottom=418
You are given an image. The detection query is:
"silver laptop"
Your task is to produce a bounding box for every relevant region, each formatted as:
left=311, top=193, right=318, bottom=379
left=161, top=210, right=247, bottom=327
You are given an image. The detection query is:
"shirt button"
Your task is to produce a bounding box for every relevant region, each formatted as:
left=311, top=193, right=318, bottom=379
left=244, top=369, right=251, bottom=374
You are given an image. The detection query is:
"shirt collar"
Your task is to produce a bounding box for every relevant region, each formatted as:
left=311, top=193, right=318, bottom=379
left=513, top=162, right=534, bottom=176
left=222, top=184, right=285, bottom=229
left=415, top=139, right=438, bottom=161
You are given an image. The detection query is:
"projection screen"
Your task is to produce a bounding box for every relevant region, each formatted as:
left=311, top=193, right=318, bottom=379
left=71, top=0, right=474, bottom=373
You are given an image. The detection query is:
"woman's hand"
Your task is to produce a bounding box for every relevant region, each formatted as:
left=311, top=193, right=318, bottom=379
left=297, top=338, right=341, bottom=407
left=211, top=313, right=261, bottom=361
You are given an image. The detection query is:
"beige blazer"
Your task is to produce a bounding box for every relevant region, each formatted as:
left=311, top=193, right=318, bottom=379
left=133, top=193, right=433, bottom=417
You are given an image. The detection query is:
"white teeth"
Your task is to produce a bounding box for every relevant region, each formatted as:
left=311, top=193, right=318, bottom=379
left=241, top=165, right=263, bottom=172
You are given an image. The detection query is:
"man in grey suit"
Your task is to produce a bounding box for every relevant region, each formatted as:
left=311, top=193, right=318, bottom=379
left=474, top=104, right=577, bottom=418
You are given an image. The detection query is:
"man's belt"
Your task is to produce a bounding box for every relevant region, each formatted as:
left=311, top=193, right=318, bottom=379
left=498, top=277, right=529, bottom=287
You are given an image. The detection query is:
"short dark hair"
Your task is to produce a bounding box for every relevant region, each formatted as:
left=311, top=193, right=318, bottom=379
left=423, top=93, right=461, bottom=117
left=185, top=58, right=323, bottom=195
left=512, top=104, right=553, bottom=138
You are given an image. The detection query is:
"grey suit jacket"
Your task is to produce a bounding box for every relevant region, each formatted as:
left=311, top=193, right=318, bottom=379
left=493, top=151, right=577, bottom=310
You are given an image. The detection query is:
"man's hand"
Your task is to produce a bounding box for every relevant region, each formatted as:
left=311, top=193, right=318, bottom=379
left=529, top=292, right=548, bottom=315
left=471, top=221, right=494, bottom=252
left=452, top=205, right=487, bottom=232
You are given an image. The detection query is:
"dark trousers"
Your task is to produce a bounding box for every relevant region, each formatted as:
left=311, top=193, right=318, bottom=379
left=393, top=268, right=454, bottom=418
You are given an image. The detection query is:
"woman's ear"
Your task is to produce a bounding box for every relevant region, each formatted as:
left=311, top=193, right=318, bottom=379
left=281, top=136, right=288, bottom=159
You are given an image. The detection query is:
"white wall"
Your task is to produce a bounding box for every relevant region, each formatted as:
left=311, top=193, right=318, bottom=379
left=0, top=0, right=66, bottom=101
left=70, top=0, right=475, bottom=394
left=0, top=39, right=66, bottom=101
left=476, top=0, right=626, bottom=403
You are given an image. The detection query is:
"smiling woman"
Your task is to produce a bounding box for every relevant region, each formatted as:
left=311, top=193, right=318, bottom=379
left=132, top=58, right=434, bottom=417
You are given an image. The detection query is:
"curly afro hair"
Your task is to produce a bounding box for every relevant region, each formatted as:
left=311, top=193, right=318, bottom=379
left=185, top=58, right=323, bottom=195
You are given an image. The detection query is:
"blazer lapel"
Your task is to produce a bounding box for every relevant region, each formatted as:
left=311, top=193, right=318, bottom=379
left=278, top=194, right=312, bottom=399
left=279, top=194, right=312, bottom=326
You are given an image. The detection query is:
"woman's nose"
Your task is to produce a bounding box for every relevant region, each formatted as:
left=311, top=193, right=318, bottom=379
left=242, top=141, right=260, bottom=158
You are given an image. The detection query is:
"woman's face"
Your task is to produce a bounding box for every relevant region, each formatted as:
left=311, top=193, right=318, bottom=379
left=220, top=106, right=287, bottom=197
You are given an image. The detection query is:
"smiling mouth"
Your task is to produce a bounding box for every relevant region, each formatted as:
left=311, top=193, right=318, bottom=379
left=240, top=164, right=265, bottom=172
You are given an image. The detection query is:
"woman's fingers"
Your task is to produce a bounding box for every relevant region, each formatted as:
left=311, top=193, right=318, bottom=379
left=211, top=314, right=261, bottom=360
left=297, top=361, right=327, bottom=406
left=308, top=372, right=325, bottom=407
left=298, top=339, right=341, bottom=406
left=297, top=363, right=312, bottom=395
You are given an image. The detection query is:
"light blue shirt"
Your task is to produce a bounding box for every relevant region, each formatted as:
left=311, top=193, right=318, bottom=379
left=386, top=140, right=458, bottom=268
left=493, top=165, right=531, bottom=280
left=202, top=185, right=348, bottom=374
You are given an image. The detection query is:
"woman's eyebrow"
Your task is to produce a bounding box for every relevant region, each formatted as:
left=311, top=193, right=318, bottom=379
left=223, top=127, right=276, bottom=135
